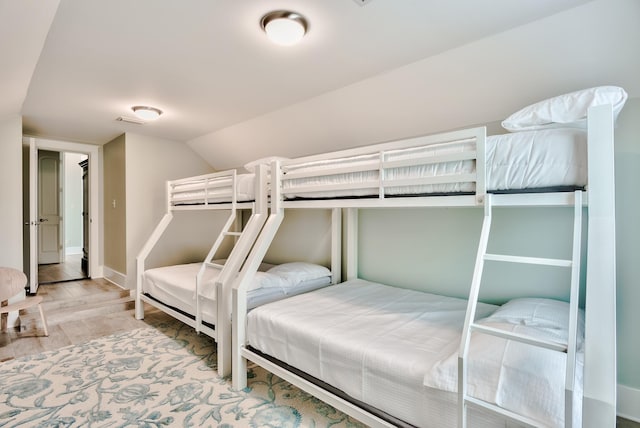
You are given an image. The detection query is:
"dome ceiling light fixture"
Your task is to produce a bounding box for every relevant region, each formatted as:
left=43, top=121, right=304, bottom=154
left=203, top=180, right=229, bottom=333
left=261, top=10, right=308, bottom=46
left=131, top=105, right=163, bottom=120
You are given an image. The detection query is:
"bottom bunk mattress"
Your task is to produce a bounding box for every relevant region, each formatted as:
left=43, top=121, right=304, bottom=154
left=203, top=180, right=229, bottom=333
left=142, top=262, right=332, bottom=325
left=246, top=279, right=583, bottom=428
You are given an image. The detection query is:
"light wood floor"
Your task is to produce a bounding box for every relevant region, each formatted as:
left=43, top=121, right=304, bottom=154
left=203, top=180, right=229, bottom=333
left=38, top=253, right=87, bottom=284
left=1, top=278, right=638, bottom=427
left=0, top=277, right=172, bottom=362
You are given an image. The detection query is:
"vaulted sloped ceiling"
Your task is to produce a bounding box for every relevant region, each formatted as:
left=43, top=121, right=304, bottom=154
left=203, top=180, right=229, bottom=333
left=3, top=0, right=639, bottom=170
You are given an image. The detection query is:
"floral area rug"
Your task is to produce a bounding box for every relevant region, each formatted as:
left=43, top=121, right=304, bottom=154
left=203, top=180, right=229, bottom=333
left=0, top=320, right=366, bottom=428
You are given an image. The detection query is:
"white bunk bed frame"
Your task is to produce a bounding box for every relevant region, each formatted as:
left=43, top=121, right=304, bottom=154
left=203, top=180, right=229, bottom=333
left=136, top=166, right=270, bottom=377
left=231, top=104, right=617, bottom=427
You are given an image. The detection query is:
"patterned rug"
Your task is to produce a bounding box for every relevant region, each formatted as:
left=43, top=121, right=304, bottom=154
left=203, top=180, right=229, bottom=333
left=0, top=320, right=366, bottom=428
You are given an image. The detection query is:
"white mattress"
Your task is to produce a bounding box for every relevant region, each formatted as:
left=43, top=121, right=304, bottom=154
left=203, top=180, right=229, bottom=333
left=171, top=173, right=256, bottom=205
left=282, top=128, right=587, bottom=199
left=247, top=279, right=581, bottom=427
left=142, top=262, right=331, bottom=325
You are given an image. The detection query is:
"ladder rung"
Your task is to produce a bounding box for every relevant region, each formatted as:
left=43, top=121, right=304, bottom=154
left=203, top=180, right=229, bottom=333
left=471, top=323, right=567, bottom=352
left=484, top=253, right=572, bottom=267
left=224, top=231, right=242, bottom=237
left=464, top=396, right=541, bottom=427
left=205, top=262, right=225, bottom=269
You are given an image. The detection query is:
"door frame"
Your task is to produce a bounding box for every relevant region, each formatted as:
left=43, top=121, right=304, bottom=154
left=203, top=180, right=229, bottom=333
left=25, top=136, right=100, bottom=293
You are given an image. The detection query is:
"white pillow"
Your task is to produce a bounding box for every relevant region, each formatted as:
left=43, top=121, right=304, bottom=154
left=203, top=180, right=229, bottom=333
left=247, top=271, right=290, bottom=291
left=244, top=156, right=289, bottom=173
left=501, top=86, right=628, bottom=132
left=479, top=297, right=584, bottom=346
left=267, top=262, right=331, bottom=287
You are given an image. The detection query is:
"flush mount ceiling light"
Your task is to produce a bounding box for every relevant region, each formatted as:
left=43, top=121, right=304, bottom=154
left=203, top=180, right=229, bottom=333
left=261, top=10, right=308, bottom=46
left=131, top=105, right=162, bottom=120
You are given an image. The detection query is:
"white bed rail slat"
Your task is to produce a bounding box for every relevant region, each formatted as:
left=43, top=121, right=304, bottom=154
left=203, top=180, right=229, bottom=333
left=483, top=253, right=572, bottom=267
left=470, top=324, right=567, bottom=352
left=383, top=173, right=477, bottom=188
left=464, top=396, right=539, bottom=428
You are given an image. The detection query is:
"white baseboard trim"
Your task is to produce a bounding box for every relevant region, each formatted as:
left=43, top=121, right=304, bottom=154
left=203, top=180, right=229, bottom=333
left=92, top=264, right=104, bottom=279
left=618, top=384, right=640, bottom=422
left=102, top=266, right=127, bottom=289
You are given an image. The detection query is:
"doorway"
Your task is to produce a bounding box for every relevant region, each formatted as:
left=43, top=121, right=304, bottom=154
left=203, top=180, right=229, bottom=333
left=37, top=151, right=89, bottom=284
left=24, top=137, right=100, bottom=294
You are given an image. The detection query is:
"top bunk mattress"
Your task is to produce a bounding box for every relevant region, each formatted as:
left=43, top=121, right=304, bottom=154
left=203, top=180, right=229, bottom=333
left=281, top=128, right=587, bottom=199
left=247, top=279, right=582, bottom=427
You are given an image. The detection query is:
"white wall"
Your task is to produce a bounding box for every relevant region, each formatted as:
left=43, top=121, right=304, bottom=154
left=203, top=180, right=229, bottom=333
left=124, top=133, right=220, bottom=288
left=0, top=115, right=23, bottom=269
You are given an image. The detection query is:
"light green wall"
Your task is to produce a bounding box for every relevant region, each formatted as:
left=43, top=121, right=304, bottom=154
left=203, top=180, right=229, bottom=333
left=264, top=209, right=332, bottom=267
left=358, top=206, right=579, bottom=304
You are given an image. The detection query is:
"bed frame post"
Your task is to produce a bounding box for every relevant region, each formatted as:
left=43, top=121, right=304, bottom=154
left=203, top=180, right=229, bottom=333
left=583, top=104, right=617, bottom=428
left=345, top=208, right=358, bottom=280
left=331, top=208, right=342, bottom=284
left=216, top=165, right=269, bottom=377
left=474, top=126, right=487, bottom=205
left=232, top=161, right=285, bottom=389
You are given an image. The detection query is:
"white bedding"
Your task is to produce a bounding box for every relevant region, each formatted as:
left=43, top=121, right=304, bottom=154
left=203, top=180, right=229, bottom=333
left=247, top=279, right=581, bottom=427
left=171, top=173, right=256, bottom=205
left=282, top=128, right=586, bottom=199
left=142, top=262, right=331, bottom=325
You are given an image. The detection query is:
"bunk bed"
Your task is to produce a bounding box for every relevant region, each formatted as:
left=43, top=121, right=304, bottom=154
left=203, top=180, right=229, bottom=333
left=231, top=86, right=626, bottom=427
left=135, top=166, right=337, bottom=376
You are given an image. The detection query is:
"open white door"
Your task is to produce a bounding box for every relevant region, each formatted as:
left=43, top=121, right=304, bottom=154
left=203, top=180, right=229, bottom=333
left=28, top=139, right=39, bottom=294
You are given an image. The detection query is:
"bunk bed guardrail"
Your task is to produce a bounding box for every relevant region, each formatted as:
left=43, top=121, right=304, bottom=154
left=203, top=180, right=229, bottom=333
left=278, top=126, right=487, bottom=207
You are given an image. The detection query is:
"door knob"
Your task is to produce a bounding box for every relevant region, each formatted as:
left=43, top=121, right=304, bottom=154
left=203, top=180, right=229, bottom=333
left=39, top=218, right=48, bottom=222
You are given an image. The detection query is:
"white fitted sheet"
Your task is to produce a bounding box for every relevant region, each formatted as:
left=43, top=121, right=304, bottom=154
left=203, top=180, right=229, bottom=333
left=142, top=262, right=331, bottom=325
left=247, top=279, right=582, bottom=427
left=282, top=128, right=586, bottom=199
left=171, top=173, right=256, bottom=205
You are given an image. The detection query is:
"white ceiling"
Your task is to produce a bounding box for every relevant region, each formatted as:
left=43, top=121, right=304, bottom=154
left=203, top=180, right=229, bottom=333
left=4, top=0, right=596, bottom=153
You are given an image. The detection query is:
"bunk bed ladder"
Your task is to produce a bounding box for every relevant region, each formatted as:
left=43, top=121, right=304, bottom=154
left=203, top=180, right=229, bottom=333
left=458, top=191, right=583, bottom=428
left=194, top=170, right=242, bottom=333
left=212, top=164, right=270, bottom=377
